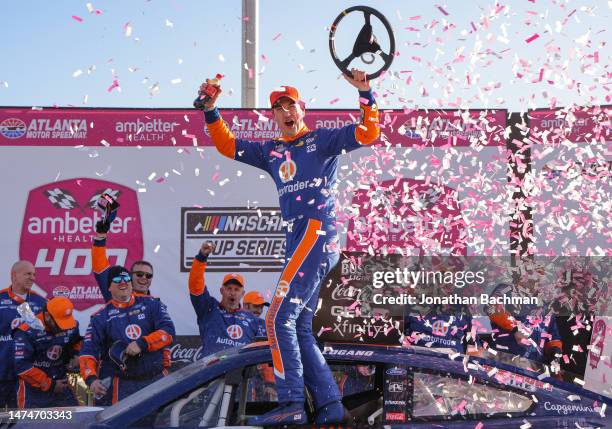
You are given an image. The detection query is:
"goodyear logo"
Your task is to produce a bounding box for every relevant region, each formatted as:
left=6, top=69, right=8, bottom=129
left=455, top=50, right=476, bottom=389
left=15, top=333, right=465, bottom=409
left=180, top=207, right=286, bottom=272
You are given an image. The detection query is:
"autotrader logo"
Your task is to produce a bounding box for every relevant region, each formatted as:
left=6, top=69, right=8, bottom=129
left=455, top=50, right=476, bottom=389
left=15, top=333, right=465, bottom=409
left=0, top=118, right=26, bottom=139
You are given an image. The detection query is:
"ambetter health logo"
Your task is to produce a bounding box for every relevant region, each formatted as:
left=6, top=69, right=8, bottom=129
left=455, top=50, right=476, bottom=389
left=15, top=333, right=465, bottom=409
left=19, top=178, right=143, bottom=310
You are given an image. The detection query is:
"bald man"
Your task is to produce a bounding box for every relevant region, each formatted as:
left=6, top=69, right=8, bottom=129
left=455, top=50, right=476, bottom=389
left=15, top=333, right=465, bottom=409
left=0, top=261, right=47, bottom=408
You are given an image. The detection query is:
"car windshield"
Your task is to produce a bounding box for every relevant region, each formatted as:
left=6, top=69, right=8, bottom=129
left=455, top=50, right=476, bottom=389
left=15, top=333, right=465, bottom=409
left=97, top=348, right=240, bottom=422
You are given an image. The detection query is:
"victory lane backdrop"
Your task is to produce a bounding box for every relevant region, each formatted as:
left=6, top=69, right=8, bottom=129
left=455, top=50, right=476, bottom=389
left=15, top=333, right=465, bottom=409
left=3, top=106, right=511, bottom=334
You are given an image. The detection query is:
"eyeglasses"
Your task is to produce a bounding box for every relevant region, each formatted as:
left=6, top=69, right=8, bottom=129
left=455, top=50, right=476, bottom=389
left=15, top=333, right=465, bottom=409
left=111, top=275, right=131, bottom=284
left=133, top=271, right=153, bottom=280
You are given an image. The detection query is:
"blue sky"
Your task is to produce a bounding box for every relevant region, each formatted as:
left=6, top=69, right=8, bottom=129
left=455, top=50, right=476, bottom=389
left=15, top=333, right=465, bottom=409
left=0, top=0, right=609, bottom=111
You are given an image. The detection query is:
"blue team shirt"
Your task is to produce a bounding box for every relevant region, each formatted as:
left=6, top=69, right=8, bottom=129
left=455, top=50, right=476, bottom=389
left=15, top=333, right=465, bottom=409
left=14, top=321, right=81, bottom=382
left=80, top=295, right=175, bottom=379
left=0, top=288, right=47, bottom=380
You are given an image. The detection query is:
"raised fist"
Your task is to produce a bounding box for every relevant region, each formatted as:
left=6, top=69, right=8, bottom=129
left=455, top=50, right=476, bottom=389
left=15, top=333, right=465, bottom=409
left=200, top=242, right=216, bottom=256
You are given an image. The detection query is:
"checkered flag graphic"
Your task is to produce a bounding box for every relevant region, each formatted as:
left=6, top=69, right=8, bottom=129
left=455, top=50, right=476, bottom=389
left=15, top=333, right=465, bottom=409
left=44, top=188, right=79, bottom=210
left=88, top=188, right=121, bottom=209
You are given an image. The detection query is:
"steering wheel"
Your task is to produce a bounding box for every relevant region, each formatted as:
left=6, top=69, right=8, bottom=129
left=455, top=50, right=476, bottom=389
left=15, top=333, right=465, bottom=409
left=328, top=6, right=396, bottom=80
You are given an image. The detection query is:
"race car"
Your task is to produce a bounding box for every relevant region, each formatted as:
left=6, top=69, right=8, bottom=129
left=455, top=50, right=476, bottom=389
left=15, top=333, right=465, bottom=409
left=1, top=342, right=609, bottom=428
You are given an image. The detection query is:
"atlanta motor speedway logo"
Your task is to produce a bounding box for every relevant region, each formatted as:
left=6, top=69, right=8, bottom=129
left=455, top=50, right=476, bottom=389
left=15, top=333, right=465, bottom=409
left=180, top=207, right=285, bottom=272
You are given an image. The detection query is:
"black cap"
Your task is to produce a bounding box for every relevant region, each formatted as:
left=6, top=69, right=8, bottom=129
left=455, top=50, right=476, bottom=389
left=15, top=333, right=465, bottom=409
left=107, top=265, right=130, bottom=288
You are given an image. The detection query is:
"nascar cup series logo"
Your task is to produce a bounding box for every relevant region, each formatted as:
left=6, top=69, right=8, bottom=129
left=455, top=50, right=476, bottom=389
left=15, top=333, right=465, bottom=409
left=19, top=178, right=143, bottom=310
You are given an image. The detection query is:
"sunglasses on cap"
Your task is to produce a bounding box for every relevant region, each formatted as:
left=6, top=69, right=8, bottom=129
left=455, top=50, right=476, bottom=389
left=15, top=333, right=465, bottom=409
left=111, top=275, right=131, bottom=284
left=133, top=271, right=153, bottom=279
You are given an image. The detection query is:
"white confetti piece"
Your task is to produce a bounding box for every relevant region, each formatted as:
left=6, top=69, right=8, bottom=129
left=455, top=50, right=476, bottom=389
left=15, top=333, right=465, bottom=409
left=520, top=421, right=531, bottom=429
left=195, top=168, right=200, bottom=177
left=574, top=378, right=585, bottom=386
left=100, top=139, right=109, bottom=147
left=218, top=54, right=225, bottom=62
left=72, top=69, right=83, bottom=78
left=138, top=188, right=147, bottom=193
left=124, top=23, right=133, bottom=37
left=165, top=19, right=174, bottom=28
left=171, top=78, right=182, bottom=84
left=148, top=172, right=156, bottom=181
left=296, top=40, right=304, bottom=50
left=154, top=244, right=160, bottom=253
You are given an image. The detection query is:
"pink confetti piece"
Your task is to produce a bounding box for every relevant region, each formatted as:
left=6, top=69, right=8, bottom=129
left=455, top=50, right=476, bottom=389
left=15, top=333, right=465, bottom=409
left=107, top=79, right=120, bottom=92
left=329, top=98, right=340, bottom=105
left=272, top=33, right=282, bottom=41
left=435, top=5, right=449, bottom=16
left=72, top=15, right=84, bottom=22
left=297, top=272, right=304, bottom=277
left=269, top=150, right=283, bottom=158
left=525, top=33, right=540, bottom=43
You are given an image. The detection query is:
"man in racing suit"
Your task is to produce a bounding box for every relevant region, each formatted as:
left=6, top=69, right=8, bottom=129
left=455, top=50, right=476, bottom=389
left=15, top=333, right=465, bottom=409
left=14, top=297, right=81, bottom=408
left=91, top=219, right=172, bottom=404
left=189, top=242, right=262, bottom=357
left=79, top=266, right=175, bottom=404
left=197, top=67, right=379, bottom=425
left=0, top=261, right=47, bottom=408
left=487, top=283, right=563, bottom=367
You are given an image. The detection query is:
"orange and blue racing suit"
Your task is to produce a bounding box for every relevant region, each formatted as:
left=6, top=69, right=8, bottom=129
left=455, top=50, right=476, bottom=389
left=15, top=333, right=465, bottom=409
left=203, top=89, right=379, bottom=407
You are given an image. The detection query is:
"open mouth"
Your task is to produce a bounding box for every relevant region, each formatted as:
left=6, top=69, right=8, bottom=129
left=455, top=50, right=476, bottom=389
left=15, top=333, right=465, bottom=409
left=284, top=119, right=295, bottom=127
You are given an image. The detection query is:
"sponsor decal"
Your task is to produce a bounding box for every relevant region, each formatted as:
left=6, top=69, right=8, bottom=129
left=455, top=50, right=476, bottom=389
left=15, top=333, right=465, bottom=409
left=398, top=116, right=486, bottom=142
left=322, top=349, right=374, bottom=357
left=125, top=324, right=142, bottom=340
left=543, top=402, right=595, bottom=415
left=431, top=320, right=450, bottom=336
left=385, top=412, right=405, bottom=421
left=226, top=324, right=244, bottom=340
left=180, top=207, right=285, bottom=272
left=168, top=337, right=204, bottom=368
left=11, top=318, right=22, bottom=330
left=19, top=179, right=143, bottom=310
left=386, top=367, right=407, bottom=376
left=278, top=159, right=297, bottom=183
left=388, top=382, right=404, bottom=393
left=114, top=117, right=179, bottom=143
left=46, top=345, right=63, bottom=361
left=275, top=280, right=290, bottom=298
left=53, top=286, right=71, bottom=298
left=0, top=118, right=27, bottom=139
left=18, top=118, right=88, bottom=140
left=227, top=117, right=281, bottom=140
left=314, top=118, right=354, bottom=129
left=384, top=400, right=406, bottom=406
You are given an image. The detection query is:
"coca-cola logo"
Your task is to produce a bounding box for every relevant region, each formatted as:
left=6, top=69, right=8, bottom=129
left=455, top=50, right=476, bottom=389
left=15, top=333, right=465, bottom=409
left=170, top=343, right=204, bottom=364
left=330, top=283, right=361, bottom=301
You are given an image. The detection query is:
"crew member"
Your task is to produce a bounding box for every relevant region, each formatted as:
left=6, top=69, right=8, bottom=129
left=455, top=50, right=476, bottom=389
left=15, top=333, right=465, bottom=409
left=0, top=261, right=47, bottom=408
left=189, top=242, right=261, bottom=357
left=80, top=266, right=175, bottom=404
left=14, top=297, right=81, bottom=408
